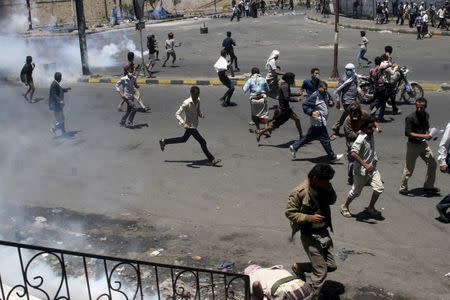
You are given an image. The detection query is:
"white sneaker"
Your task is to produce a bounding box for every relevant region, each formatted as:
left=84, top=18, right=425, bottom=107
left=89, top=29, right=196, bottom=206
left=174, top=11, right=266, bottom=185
left=330, top=154, right=343, bottom=163
left=289, top=145, right=297, bottom=159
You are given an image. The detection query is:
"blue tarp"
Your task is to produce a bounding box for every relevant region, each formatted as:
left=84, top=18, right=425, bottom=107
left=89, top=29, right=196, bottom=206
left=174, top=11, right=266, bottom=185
left=152, top=7, right=168, bottom=19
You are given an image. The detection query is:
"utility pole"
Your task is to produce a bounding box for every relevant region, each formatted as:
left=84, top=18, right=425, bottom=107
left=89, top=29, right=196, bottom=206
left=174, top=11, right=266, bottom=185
left=104, top=0, right=109, bottom=21
left=214, top=0, right=217, bottom=13
left=26, top=0, right=32, bottom=30
left=330, top=0, right=340, bottom=79
left=75, top=0, right=90, bottom=75
left=134, top=0, right=148, bottom=77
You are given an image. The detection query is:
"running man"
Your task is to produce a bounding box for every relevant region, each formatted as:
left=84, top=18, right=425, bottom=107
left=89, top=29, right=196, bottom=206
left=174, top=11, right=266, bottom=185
left=159, top=86, right=221, bottom=166
left=357, top=31, right=372, bottom=67
left=222, top=31, right=240, bottom=72
left=162, top=32, right=181, bottom=67
left=116, top=65, right=140, bottom=128
left=214, top=49, right=235, bottom=107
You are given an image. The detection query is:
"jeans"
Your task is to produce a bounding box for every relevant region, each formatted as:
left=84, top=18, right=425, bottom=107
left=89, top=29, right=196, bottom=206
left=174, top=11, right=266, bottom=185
left=121, top=98, right=137, bottom=124
left=292, top=126, right=337, bottom=159
left=357, top=48, right=369, bottom=65
left=218, top=71, right=235, bottom=105
left=437, top=194, right=450, bottom=215
left=164, top=128, right=215, bottom=162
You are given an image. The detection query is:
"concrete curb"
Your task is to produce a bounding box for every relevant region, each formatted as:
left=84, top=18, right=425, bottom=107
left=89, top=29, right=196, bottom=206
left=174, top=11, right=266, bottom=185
left=2, top=75, right=448, bottom=92
left=307, top=15, right=450, bottom=36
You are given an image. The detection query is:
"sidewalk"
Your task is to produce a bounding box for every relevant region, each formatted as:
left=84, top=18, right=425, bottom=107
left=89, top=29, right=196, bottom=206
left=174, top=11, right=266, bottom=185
left=307, top=14, right=450, bottom=36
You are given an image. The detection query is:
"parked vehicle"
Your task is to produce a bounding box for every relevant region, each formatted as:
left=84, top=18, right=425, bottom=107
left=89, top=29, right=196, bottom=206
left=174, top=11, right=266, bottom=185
left=357, top=66, right=424, bottom=104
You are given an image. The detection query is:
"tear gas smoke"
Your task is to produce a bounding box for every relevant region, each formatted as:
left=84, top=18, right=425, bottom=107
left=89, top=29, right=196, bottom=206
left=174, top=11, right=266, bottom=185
left=0, top=11, right=142, bottom=84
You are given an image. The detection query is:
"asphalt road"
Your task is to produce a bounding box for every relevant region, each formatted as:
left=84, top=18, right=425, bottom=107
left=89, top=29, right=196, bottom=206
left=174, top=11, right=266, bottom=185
left=4, top=11, right=450, bottom=84
left=0, top=82, right=449, bottom=299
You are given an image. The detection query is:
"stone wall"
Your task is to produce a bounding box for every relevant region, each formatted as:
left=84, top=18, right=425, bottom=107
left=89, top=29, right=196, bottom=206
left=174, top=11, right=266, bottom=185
left=0, top=0, right=224, bottom=29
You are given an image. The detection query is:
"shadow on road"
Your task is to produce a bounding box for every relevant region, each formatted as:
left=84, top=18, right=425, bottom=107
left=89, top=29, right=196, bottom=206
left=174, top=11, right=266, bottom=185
left=128, top=123, right=149, bottom=129
left=53, top=130, right=81, bottom=139
left=292, top=155, right=344, bottom=165
left=258, top=140, right=297, bottom=149
left=402, top=188, right=442, bottom=198
left=164, top=159, right=222, bottom=168
left=353, top=210, right=386, bottom=224
left=320, top=280, right=345, bottom=300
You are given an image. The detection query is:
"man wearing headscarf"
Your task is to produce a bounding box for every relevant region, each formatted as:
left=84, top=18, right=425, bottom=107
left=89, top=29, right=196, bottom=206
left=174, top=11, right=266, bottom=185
left=265, top=50, right=284, bottom=99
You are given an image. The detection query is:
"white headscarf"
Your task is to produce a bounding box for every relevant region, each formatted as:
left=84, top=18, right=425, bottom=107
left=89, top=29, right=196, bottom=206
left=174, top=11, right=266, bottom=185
left=265, top=50, right=280, bottom=70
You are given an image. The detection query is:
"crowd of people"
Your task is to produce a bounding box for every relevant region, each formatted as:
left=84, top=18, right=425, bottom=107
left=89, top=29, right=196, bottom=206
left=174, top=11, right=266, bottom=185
left=371, top=0, right=449, bottom=36
left=17, top=10, right=450, bottom=300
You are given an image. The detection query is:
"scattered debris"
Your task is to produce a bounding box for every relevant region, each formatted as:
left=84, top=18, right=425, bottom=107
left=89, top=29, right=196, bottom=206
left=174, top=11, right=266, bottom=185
left=335, top=248, right=375, bottom=261
left=34, top=216, right=47, bottom=224
left=100, top=237, right=107, bottom=241
left=150, top=248, right=164, bottom=257
left=51, top=208, right=63, bottom=214
left=217, top=260, right=234, bottom=272
left=379, top=30, right=393, bottom=34
left=445, top=272, right=450, bottom=278
left=191, top=255, right=202, bottom=261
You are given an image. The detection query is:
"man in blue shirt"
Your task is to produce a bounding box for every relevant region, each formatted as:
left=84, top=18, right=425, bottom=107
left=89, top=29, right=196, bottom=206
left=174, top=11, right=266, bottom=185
left=290, top=81, right=343, bottom=162
left=301, top=67, right=320, bottom=97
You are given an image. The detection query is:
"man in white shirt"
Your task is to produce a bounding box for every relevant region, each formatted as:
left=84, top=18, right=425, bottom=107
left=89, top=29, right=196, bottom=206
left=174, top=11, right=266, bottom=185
left=436, top=122, right=450, bottom=223
left=340, top=115, right=384, bottom=219
left=116, top=66, right=139, bottom=127
left=437, top=6, right=449, bottom=29
left=159, top=86, right=221, bottom=166
left=214, top=49, right=235, bottom=107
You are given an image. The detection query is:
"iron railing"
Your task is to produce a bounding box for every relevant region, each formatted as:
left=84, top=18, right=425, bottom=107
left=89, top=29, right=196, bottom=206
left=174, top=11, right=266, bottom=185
left=0, top=240, right=250, bottom=300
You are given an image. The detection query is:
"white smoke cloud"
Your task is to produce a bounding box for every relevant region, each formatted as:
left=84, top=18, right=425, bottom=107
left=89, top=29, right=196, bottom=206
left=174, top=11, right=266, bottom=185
left=0, top=247, right=160, bottom=300
left=0, top=9, right=143, bottom=83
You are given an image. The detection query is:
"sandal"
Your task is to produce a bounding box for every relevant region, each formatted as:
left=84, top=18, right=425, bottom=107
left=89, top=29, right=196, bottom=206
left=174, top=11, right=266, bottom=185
left=340, top=205, right=352, bottom=218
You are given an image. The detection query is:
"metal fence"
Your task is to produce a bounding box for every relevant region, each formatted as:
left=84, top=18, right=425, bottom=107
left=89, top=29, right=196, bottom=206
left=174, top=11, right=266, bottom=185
left=0, top=240, right=250, bottom=300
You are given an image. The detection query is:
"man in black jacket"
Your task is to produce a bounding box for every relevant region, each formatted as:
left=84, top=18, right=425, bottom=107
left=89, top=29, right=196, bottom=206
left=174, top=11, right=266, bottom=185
left=49, top=72, right=71, bottom=137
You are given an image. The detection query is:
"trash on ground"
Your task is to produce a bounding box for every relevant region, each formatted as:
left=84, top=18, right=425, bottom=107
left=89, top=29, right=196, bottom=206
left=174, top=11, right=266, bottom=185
left=217, top=260, right=234, bottom=271
left=34, top=216, right=47, bottom=224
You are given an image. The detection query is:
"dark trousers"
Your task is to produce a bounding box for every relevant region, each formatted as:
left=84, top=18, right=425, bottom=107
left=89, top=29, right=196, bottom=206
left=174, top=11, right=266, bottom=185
left=370, top=86, right=387, bottom=121
left=333, top=103, right=351, bottom=131
left=437, top=194, right=450, bottom=215
left=292, top=126, right=337, bottom=159
left=416, top=26, right=423, bottom=39
left=121, top=99, right=137, bottom=124
left=218, top=71, right=235, bottom=105
left=385, top=83, right=398, bottom=114
left=396, top=13, right=404, bottom=24
left=226, top=50, right=239, bottom=69
left=230, top=12, right=240, bottom=21
left=438, top=17, right=448, bottom=29
left=164, top=128, right=215, bottom=162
